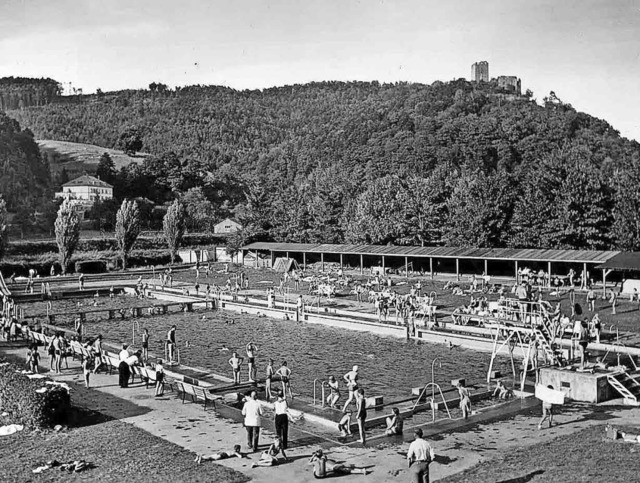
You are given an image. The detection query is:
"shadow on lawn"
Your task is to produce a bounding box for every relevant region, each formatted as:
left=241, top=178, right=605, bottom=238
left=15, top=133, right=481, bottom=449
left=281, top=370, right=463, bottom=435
left=69, top=380, right=153, bottom=425
left=497, top=469, right=544, bottom=483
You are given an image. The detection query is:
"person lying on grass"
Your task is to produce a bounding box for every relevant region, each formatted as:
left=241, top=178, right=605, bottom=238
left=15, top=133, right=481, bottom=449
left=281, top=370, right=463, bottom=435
left=194, top=445, right=246, bottom=464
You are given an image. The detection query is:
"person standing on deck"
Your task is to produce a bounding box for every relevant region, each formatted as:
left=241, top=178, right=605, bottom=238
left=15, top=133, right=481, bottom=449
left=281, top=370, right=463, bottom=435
left=355, top=388, right=367, bottom=445
left=229, top=352, right=244, bottom=384
left=141, top=328, right=149, bottom=361
left=242, top=390, right=263, bottom=452
left=274, top=391, right=290, bottom=449
left=246, top=342, right=258, bottom=382
left=342, top=365, right=359, bottom=412
left=265, top=359, right=275, bottom=399
left=326, top=375, right=340, bottom=408
left=92, top=334, right=104, bottom=374
left=275, top=361, right=293, bottom=399
left=457, top=381, right=471, bottom=419
left=586, top=288, right=596, bottom=312
left=407, top=428, right=435, bottom=483
left=166, top=325, right=177, bottom=363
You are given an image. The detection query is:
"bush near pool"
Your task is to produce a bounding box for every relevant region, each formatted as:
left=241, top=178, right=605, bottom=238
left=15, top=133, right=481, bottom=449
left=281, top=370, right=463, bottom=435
left=0, top=360, right=71, bottom=429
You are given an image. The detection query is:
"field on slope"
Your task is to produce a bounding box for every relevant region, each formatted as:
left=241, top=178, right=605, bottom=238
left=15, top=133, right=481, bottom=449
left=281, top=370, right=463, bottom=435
left=38, top=139, right=147, bottom=176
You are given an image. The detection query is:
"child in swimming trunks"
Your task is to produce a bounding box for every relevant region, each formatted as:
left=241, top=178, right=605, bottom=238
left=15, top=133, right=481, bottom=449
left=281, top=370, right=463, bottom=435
left=195, top=445, right=244, bottom=464
left=326, top=375, right=340, bottom=408
left=81, top=355, right=92, bottom=388
left=385, top=407, right=403, bottom=435
left=251, top=437, right=288, bottom=467
left=338, top=411, right=352, bottom=437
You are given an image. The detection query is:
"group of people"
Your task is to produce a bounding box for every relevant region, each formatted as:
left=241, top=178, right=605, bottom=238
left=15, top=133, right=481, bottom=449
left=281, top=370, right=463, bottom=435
left=227, top=343, right=294, bottom=400
left=195, top=422, right=437, bottom=481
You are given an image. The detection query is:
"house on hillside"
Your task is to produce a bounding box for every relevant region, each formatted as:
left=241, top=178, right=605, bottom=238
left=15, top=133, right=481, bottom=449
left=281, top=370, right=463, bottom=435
left=213, top=218, right=242, bottom=234
left=54, top=174, right=113, bottom=219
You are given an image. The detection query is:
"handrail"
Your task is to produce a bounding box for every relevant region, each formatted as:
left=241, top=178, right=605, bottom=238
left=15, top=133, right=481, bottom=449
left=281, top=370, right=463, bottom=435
left=321, top=381, right=328, bottom=408
left=165, top=344, right=180, bottom=366
left=132, top=319, right=141, bottom=345
left=312, top=378, right=323, bottom=406
left=412, top=382, right=452, bottom=421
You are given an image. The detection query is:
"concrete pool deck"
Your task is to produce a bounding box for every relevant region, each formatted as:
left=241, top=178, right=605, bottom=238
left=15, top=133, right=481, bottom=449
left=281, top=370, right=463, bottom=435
left=2, top=340, right=640, bottom=482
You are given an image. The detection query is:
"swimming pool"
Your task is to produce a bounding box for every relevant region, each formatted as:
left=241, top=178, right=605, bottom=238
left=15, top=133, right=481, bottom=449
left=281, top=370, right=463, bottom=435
left=77, top=309, right=512, bottom=402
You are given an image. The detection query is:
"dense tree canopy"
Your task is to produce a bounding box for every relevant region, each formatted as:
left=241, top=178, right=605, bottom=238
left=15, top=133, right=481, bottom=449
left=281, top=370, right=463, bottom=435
left=0, top=77, right=61, bottom=111
left=0, top=112, right=51, bottom=212
left=5, top=79, right=640, bottom=250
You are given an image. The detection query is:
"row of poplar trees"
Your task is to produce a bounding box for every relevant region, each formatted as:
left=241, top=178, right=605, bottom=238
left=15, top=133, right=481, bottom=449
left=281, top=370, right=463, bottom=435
left=53, top=197, right=187, bottom=274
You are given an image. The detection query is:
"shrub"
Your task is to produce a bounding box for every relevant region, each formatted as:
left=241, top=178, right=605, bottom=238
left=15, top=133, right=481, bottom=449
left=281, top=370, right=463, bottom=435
left=0, top=360, right=71, bottom=429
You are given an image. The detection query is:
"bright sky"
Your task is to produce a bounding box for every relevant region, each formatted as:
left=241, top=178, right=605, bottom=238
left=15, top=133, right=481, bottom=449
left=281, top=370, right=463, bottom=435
left=1, top=0, right=639, bottom=141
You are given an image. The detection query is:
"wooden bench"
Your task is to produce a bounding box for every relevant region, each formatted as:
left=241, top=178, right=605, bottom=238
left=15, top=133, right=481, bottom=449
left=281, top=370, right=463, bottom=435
left=138, top=366, right=158, bottom=389
left=103, top=355, right=121, bottom=376
left=175, top=381, right=217, bottom=410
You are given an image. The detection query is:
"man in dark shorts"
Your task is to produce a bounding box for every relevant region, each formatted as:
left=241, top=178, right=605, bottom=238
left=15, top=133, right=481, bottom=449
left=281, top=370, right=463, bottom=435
left=166, top=325, right=176, bottom=363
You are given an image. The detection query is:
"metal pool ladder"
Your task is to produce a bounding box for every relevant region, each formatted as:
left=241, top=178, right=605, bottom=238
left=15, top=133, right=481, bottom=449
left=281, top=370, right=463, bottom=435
left=412, top=382, right=452, bottom=421
left=313, top=378, right=329, bottom=407
left=164, top=344, right=180, bottom=366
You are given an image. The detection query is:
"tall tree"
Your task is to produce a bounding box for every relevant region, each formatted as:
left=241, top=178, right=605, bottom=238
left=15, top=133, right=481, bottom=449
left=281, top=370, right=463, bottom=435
left=444, top=169, right=515, bottom=247
left=612, top=153, right=640, bottom=250
left=114, top=199, right=141, bottom=270
left=343, top=176, right=408, bottom=245
left=96, top=152, right=116, bottom=185
left=0, top=196, right=7, bottom=261
left=163, top=199, right=186, bottom=264
left=54, top=198, right=80, bottom=274
left=182, top=187, right=215, bottom=232
left=117, top=126, right=143, bottom=155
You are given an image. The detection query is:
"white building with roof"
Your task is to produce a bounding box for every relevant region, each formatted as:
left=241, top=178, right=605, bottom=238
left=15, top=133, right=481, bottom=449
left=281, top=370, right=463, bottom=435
left=54, top=174, right=114, bottom=219
left=213, top=218, right=242, bottom=234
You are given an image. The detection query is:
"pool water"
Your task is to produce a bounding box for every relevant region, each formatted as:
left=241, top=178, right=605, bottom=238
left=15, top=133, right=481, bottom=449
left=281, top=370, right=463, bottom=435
left=77, top=309, right=512, bottom=402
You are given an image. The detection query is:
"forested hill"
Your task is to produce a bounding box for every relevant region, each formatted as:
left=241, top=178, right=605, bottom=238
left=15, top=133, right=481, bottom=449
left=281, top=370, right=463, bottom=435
left=6, top=79, right=640, bottom=251
left=0, top=77, right=61, bottom=111
left=0, top=113, right=51, bottom=210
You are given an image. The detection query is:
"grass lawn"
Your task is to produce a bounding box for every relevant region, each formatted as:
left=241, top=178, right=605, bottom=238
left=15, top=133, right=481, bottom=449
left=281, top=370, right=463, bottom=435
left=0, top=348, right=248, bottom=483
left=0, top=416, right=249, bottom=483
left=439, top=424, right=640, bottom=483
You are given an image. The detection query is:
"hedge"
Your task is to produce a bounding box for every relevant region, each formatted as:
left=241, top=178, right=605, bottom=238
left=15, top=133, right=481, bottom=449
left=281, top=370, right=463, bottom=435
left=6, top=233, right=227, bottom=257
left=0, top=360, right=71, bottom=429
left=1, top=250, right=180, bottom=276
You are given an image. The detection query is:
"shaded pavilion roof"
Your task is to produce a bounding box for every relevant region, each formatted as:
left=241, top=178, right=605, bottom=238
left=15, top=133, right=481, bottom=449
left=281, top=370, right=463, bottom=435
left=596, top=252, right=640, bottom=271
left=243, top=242, right=619, bottom=264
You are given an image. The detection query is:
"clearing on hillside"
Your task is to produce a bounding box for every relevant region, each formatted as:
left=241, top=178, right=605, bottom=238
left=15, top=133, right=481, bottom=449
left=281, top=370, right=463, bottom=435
left=38, top=139, right=148, bottom=176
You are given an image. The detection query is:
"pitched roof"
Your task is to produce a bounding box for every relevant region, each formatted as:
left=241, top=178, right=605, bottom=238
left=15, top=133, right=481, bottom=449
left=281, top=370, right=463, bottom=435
left=242, top=242, right=619, bottom=264
left=596, top=252, right=640, bottom=271
left=215, top=218, right=241, bottom=226
left=62, top=175, right=113, bottom=188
